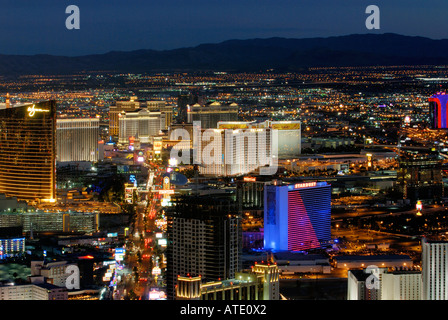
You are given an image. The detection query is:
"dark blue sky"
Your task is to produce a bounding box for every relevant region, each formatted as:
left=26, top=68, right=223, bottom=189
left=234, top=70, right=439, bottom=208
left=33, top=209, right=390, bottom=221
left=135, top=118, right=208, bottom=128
left=1, top=0, right=447, bottom=56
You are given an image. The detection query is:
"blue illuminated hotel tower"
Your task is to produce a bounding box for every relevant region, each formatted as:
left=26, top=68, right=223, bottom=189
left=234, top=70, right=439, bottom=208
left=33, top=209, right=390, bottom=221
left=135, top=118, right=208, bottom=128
left=264, top=182, right=331, bottom=252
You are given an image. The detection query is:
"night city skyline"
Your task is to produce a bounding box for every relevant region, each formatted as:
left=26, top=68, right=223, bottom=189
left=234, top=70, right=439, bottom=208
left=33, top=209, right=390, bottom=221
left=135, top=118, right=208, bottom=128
left=2, top=1, right=448, bottom=316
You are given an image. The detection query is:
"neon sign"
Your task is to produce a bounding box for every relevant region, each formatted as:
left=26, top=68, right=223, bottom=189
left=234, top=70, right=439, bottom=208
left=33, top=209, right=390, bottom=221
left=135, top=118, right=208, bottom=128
left=27, top=104, right=50, bottom=117
left=416, top=201, right=423, bottom=212
left=154, top=141, right=162, bottom=151
left=114, top=248, right=126, bottom=262
left=294, top=182, right=317, bottom=189
left=158, top=189, right=174, bottom=195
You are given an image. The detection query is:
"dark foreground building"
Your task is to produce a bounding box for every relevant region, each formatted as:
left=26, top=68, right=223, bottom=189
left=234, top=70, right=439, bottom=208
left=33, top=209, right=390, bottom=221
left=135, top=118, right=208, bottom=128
left=165, top=194, right=242, bottom=300
left=397, top=149, right=443, bottom=203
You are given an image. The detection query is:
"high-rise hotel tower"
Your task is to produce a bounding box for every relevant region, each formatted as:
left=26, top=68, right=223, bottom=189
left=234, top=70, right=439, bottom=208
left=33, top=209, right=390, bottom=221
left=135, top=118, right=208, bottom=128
left=109, top=97, right=141, bottom=136
left=0, top=100, right=56, bottom=203
left=56, top=118, right=99, bottom=162
left=187, top=101, right=238, bottom=129
left=264, top=181, right=331, bottom=252
left=429, top=92, right=448, bottom=129
left=422, top=237, right=448, bottom=300
left=166, top=195, right=242, bottom=300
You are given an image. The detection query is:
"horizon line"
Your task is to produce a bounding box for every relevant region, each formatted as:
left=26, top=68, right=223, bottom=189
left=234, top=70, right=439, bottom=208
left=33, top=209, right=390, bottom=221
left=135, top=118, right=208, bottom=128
left=1, top=32, right=445, bottom=58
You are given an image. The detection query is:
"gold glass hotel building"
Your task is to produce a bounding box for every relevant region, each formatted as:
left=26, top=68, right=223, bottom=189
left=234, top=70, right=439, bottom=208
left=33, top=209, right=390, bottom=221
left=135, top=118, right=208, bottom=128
left=0, top=100, right=56, bottom=203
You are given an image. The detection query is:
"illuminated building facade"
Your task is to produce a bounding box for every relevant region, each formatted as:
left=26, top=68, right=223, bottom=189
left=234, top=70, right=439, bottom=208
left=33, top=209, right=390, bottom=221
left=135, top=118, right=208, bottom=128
left=218, top=120, right=301, bottom=159
left=0, top=283, right=68, bottom=300
left=195, top=127, right=275, bottom=177
left=429, top=92, right=448, bottom=129
left=224, top=128, right=274, bottom=176
left=252, top=262, right=280, bottom=300
left=188, top=101, right=239, bottom=129
left=347, top=266, right=421, bottom=300
left=111, top=98, right=174, bottom=139
left=109, top=97, right=141, bottom=136
left=264, top=182, right=331, bottom=252
left=0, top=211, right=99, bottom=234
left=56, top=118, right=99, bottom=162
left=168, top=123, right=194, bottom=149
left=0, top=237, right=25, bottom=259
left=166, top=195, right=241, bottom=300
left=0, top=101, right=56, bottom=203
left=380, top=268, right=422, bottom=300
left=146, top=100, right=174, bottom=129
left=31, top=260, right=79, bottom=288
left=422, top=237, right=448, bottom=300
left=118, top=109, right=166, bottom=146
left=347, top=268, right=382, bottom=300
left=175, top=262, right=279, bottom=300
left=257, top=121, right=301, bottom=159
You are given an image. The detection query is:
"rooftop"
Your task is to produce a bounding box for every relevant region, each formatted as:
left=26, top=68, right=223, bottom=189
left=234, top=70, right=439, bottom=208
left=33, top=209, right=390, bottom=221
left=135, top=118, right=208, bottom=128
left=274, top=252, right=328, bottom=261
left=334, top=254, right=412, bottom=262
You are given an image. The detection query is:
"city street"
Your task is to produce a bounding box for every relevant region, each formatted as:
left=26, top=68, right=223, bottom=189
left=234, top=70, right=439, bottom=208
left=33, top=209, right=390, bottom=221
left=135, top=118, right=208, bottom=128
left=115, top=163, right=167, bottom=300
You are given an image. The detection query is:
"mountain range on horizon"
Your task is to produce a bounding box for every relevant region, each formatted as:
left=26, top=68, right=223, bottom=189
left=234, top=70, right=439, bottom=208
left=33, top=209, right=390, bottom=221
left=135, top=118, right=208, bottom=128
left=2, top=33, right=448, bottom=76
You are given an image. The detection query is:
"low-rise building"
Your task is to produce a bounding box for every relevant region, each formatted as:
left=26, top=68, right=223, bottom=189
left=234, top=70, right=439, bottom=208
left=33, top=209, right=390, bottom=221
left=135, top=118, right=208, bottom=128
left=274, top=252, right=332, bottom=274
left=347, top=266, right=421, bottom=300
left=175, top=262, right=279, bottom=300
left=334, top=254, right=413, bottom=270
left=31, top=260, right=79, bottom=288
left=0, top=282, right=68, bottom=300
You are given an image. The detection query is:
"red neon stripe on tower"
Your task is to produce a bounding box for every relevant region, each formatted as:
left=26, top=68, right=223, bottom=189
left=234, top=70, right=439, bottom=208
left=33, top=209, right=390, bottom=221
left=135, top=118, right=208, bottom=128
left=287, top=190, right=319, bottom=251
left=429, top=97, right=442, bottom=128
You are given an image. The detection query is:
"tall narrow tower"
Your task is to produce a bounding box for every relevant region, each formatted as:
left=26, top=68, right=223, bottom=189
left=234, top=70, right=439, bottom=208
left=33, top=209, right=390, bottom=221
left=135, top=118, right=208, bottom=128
left=5, top=93, right=10, bottom=109
left=422, top=237, right=448, bottom=300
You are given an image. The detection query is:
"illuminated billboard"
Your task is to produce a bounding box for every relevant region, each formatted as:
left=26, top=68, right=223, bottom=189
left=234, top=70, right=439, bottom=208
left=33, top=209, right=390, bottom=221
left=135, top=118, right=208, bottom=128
left=158, top=189, right=174, bottom=195
left=154, top=137, right=163, bottom=151
left=149, top=289, right=166, bottom=300
left=163, top=176, right=170, bottom=190
left=244, top=177, right=256, bottom=182
left=135, top=150, right=144, bottom=162
left=152, top=266, right=162, bottom=275
left=115, top=248, right=126, bottom=262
